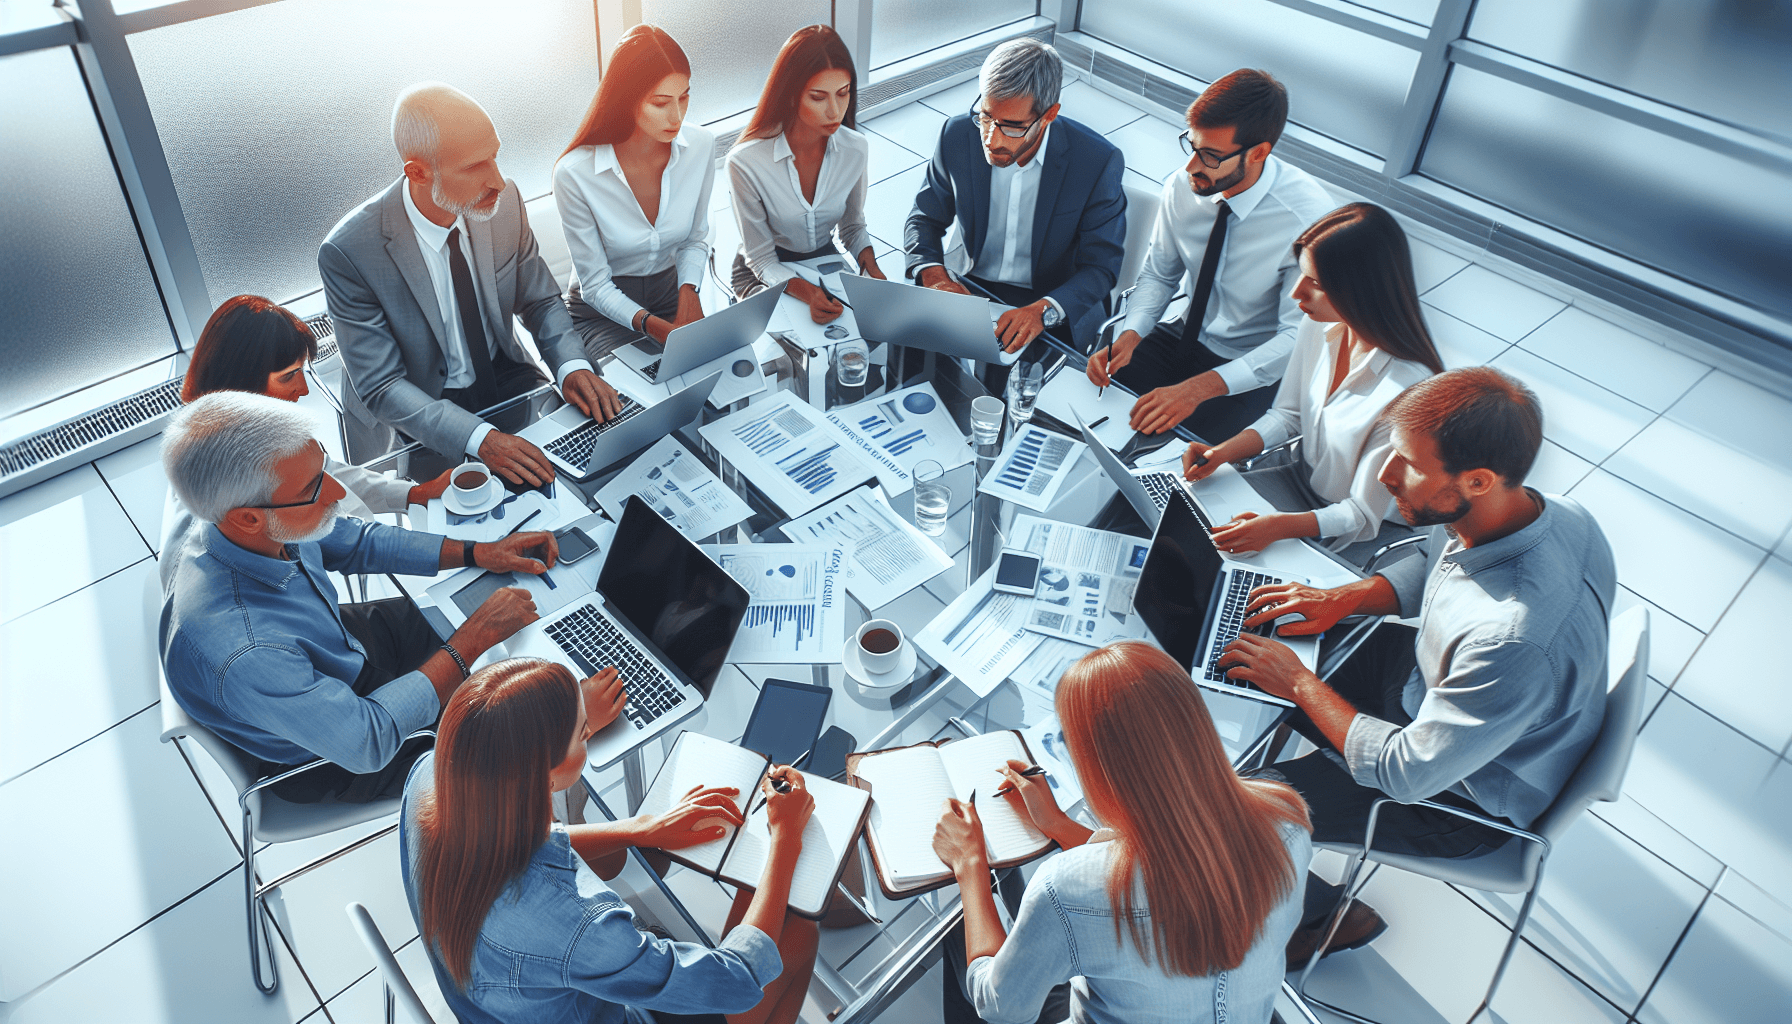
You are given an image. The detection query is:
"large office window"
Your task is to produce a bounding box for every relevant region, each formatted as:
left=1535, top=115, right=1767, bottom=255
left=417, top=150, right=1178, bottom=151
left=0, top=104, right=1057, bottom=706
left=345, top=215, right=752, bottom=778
left=640, top=0, right=831, bottom=126
left=0, top=47, right=174, bottom=420
left=871, top=0, right=1036, bottom=70
left=127, top=0, right=603, bottom=307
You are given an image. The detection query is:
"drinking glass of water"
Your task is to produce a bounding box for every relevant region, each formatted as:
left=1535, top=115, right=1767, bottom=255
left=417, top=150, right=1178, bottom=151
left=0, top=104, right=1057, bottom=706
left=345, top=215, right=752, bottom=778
left=912, top=460, right=949, bottom=537
left=835, top=338, right=869, bottom=388
left=1006, top=361, right=1043, bottom=431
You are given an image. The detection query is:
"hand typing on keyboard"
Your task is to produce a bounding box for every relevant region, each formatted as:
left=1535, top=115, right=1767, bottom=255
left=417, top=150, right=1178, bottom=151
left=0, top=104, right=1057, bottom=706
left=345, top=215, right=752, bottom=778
left=561, top=368, right=623, bottom=423
left=1213, top=632, right=1313, bottom=704
left=580, top=667, right=628, bottom=737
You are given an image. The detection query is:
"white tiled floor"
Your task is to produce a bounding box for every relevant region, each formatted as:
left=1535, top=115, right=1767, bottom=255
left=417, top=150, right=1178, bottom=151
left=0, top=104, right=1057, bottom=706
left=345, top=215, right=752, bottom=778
left=3, top=77, right=1789, bottom=1023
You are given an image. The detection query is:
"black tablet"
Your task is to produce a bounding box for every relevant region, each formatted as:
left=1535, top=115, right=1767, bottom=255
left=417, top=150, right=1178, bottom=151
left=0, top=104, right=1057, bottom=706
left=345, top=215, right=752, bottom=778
left=740, top=677, right=832, bottom=768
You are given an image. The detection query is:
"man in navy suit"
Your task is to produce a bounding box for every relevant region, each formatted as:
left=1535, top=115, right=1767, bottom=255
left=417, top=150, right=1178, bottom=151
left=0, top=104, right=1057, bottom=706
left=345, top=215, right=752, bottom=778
left=904, top=38, right=1126, bottom=391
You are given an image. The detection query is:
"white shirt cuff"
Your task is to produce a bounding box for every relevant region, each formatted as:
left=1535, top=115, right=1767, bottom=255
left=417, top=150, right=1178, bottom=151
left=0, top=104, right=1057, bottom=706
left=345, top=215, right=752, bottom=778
left=465, top=422, right=497, bottom=459
left=1042, top=296, right=1066, bottom=323
left=555, top=359, right=595, bottom=387
left=1214, top=358, right=1262, bottom=397
left=911, top=262, right=948, bottom=283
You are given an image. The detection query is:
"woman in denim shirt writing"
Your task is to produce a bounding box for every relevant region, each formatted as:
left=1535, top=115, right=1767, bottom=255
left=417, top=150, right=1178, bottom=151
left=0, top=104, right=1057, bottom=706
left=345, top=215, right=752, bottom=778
left=932, top=641, right=1313, bottom=1024
left=400, top=658, right=819, bottom=1024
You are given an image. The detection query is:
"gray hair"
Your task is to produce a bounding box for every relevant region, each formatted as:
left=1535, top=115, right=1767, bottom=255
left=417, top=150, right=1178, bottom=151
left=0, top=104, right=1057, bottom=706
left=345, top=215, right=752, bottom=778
left=980, top=38, right=1062, bottom=117
left=162, top=392, right=317, bottom=524
left=392, top=81, right=482, bottom=166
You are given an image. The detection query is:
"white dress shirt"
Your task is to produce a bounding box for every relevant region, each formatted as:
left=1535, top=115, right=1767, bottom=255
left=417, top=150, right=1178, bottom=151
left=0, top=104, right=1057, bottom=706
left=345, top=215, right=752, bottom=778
left=974, top=123, right=1051, bottom=289
left=553, top=123, right=717, bottom=328
left=1248, top=317, right=1436, bottom=546
left=1123, top=155, right=1335, bottom=396
left=727, top=127, right=875, bottom=288
left=401, top=186, right=591, bottom=457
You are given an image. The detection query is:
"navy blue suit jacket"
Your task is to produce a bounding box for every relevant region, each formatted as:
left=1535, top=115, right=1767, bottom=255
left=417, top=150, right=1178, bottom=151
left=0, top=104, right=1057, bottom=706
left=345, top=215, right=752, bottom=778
left=903, top=113, right=1126, bottom=330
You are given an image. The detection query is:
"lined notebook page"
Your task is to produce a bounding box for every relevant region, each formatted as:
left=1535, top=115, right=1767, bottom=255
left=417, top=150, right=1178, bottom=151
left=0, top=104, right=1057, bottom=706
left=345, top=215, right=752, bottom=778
left=855, top=745, right=960, bottom=888
left=724, top=771, right=869, bottom=917
left=937, top=732, right=1049, bottom=864
left=636, top=733, right=765, bottom=875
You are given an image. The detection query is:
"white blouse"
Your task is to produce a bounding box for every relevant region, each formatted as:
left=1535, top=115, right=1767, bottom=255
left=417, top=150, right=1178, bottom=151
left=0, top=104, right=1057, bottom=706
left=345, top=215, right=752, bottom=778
left=553, top=123, right=717, bottom=327
left=1248, top=317, right=1436, bottom=547
left=726, top=127, right=875, bottom=289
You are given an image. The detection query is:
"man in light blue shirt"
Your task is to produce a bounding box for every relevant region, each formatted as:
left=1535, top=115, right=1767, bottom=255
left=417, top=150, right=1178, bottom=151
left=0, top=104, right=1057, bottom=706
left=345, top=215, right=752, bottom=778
left=158, top=392, right=560, bottom=802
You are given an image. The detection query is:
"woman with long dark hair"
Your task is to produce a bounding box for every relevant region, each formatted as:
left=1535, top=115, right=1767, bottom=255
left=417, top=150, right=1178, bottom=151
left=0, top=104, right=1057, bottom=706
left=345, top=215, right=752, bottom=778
left=931, top=641, right=1312, bottom=1023
left=554, top=25, right=715, bottom=360
left=727, top=25, right=885, bottom=321
left=1181, top=202, right=1445, bottom=555
left=402, top=658, right=820, bottom=1024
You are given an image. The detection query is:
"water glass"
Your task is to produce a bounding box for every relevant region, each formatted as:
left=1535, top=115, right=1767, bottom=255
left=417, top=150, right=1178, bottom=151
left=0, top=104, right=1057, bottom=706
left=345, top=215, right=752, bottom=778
left=970, top=396, right=1005, bottom=450
left=834, top=338, right=869, bottom=388
left=912, top=460, right=949, bottom=537
left=1006, top=362, right=1044, bottom=431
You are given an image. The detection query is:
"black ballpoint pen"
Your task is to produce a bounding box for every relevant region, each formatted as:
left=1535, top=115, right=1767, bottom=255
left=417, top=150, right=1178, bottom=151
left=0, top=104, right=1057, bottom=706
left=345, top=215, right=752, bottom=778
left=990, top=765, right=1049, bottom=799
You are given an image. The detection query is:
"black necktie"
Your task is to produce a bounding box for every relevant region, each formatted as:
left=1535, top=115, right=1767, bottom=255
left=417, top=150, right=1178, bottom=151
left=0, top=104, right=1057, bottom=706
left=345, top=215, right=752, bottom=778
left=446, top=227, right=499, bottom=413
left=1179, top=199, right=1231, bottom=349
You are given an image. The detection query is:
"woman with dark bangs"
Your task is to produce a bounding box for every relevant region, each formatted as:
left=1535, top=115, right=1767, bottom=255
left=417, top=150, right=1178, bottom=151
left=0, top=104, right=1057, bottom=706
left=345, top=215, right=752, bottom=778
left=727, top=24, right=885, bottom=321
left=554, top=25, right=716, bottom=361
left=400, top=658, right=820, bottom=1024
left=931, top=641, right=1312, bottom=1024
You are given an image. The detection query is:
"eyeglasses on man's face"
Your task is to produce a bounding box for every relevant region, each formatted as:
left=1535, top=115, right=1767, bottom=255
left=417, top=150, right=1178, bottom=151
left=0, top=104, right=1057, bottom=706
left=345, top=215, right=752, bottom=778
left=970, top=96, right=1045, bottom=140
left=1179, top=130, right=1251, bottom=169
left=254, top=443, right=330, bottom=510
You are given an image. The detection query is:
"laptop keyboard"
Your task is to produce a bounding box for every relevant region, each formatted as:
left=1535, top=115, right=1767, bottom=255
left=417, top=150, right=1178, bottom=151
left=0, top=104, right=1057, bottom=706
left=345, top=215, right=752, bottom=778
left=1139, top=472, right=1201, bottom=517
left=1203, top=569, right=1284, bottom=682
left=543, top=604, right=685, bottom=730
left=543, top=397, right=646, bottom=473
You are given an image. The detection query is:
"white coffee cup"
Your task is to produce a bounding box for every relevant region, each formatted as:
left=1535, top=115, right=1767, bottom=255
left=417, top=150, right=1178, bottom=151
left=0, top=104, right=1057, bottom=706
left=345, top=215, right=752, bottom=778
left=449, top=461, right=493, bottom=507
left=855, top=619, right=906, bottom=674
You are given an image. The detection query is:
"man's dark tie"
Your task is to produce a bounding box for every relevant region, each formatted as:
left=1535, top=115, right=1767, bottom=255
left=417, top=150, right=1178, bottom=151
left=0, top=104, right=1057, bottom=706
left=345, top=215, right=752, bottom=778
left=446, top=226, right=499, bottom=413
left=1179, top=199, right=1231, bottom=349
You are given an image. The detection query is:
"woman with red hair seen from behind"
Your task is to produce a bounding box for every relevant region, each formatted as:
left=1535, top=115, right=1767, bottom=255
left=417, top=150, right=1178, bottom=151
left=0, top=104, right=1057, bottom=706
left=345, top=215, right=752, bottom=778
left=400, top=657, right=819, bottom=1024
left=932, top=640, right=1312, bottom=1024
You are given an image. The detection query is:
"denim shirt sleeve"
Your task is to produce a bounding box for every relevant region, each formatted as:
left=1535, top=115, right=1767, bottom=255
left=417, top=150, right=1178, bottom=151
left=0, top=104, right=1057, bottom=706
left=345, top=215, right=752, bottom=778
left=314, top=516, right=442, bottom=578
left=566, top=904, right=780, bottom=1016
left=219, top=643, right=438, bottom=773
left=965, top=868, right=1078, bottom=1024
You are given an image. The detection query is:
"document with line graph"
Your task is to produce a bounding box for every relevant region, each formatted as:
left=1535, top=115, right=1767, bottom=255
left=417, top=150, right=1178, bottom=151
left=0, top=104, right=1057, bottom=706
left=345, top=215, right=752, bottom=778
left=706, top=544, right=847, bottom=663
left=778, top=486, right=953, bottom=610
left=826, top=382, right=973, bottom=496
left=699, top=392, right=881, bottom=517
left=975, top=423, right=1088, bottom=512
left=914, top=565, right=1045, bottom=697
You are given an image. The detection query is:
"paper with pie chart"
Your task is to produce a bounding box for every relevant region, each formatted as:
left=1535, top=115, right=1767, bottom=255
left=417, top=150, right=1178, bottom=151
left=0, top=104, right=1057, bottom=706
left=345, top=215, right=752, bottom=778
left=827, top=382, right=973, bottom=496
left=706, top=544, right=847, bottom=663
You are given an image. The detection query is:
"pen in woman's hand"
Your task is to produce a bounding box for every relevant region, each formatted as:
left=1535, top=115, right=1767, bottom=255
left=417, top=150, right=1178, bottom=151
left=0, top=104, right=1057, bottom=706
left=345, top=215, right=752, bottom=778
left=991, top=765, right=1048, bottom=799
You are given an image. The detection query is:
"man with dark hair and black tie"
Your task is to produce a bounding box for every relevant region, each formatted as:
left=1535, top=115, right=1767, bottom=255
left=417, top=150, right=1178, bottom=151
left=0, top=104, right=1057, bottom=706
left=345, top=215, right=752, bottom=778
left=320, top=83, right=622, bottom=484
left=1087, top=69, right=1333, bottom=441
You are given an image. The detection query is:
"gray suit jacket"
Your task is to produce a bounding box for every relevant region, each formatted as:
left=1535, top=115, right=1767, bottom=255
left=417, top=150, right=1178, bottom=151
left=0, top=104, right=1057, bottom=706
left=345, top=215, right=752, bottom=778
left=318, top=178, right=584, bottom=459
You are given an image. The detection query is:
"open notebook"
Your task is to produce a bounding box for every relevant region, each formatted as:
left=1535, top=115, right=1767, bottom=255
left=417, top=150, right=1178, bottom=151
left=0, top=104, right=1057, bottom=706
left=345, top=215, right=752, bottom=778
left=847, top=730, right=1053, bottom=898
left=636, top=732, right=871, bottom=920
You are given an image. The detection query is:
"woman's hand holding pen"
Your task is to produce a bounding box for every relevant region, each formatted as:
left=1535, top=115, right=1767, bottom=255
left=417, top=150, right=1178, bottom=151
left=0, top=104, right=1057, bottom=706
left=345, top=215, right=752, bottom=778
left=762, top=766, right=814, bottom=847
left=993, top=759, right=1096, bottom=851
left=788, top=278, right=844, bottom=324
left=932, top=796, right=988, bottom=880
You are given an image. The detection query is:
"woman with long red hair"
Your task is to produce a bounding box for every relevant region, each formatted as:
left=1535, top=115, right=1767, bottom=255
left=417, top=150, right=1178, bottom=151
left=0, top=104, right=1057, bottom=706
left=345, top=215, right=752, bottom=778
left=400, top=658, right=819, bottom=1024
left=931, top=640, right=1312, bottom=1023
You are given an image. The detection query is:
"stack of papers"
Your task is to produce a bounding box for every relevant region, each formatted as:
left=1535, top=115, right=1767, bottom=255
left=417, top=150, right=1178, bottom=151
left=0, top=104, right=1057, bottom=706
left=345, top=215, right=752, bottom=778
left=1036, top=364, right=1136, bottom=450
left=779, top=486, right=952, bottom=610
left=706, top=543, right=847, bottom=663
left=826, top=382, right=972, bottom=496
left=766, top=259, right=863, bottom=352
left=1007, top=515, right=1153, bottom=648
left=699, top=392, right=883, bottom=517
left=977, top=424, right=1088, bottom=513
left=914, top=565, right=1044, bottom=697
left=594, top=436, right=753, bottom=541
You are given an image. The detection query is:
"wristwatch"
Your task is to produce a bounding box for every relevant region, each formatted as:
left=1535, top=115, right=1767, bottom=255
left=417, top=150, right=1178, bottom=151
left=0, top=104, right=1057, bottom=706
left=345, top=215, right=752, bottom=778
left=1039, top=302, right=1064, bottom=328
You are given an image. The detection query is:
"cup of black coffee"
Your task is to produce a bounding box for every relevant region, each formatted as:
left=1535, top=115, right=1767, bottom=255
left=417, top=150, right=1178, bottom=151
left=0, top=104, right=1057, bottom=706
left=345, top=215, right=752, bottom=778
left=855, top=619, right=905, bottom=674
left=449, top=460, right=493, bottom=509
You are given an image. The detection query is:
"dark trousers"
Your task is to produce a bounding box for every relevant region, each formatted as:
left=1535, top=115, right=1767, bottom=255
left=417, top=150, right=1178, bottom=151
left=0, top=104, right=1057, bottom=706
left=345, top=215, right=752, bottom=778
left=1111, top=321, right=1277, bottom=445
left=265, top=597, right=441, bottom=804
left=1267, top=624, right=1514, bottom=925
left=408, top=351, right=551, bottom=482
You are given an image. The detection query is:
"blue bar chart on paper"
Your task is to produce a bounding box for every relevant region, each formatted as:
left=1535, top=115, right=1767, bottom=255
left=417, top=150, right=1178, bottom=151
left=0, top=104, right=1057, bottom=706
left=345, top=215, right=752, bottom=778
left=826, top=383, right=975, bottom=492
left=709, top=544, right=847, bottom=662
left=976, top=423, right=1088, bottom=513
left=701, top=392, right=881, bottom=517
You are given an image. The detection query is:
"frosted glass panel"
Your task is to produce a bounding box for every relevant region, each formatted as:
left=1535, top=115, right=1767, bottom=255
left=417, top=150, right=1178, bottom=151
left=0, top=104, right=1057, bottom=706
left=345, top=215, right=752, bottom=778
left=0, top=48, right=173, bottom=419
left=640, top=0, right=831, bottom=126
left=1470, top=0, right=1792, bottom=141
left=1081, top=0, right=1420, bottom=156
left=129, top=0, right=602, bottom=307
left=872, top=0, right=1035, bottom=70
left=1422, top=67, right=1792, bottom=318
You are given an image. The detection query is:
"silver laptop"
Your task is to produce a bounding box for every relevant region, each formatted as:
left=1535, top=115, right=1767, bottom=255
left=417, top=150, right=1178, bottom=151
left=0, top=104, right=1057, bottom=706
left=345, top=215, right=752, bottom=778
left=636, top=282, right=785, bottom=384
left=840, top=274, right=1019, bottom=365
left=505, top=497, right=750, bottom=769
left=1074, top=410, right=1198, bottom=525
left=521, top=371, right=722, bottom=480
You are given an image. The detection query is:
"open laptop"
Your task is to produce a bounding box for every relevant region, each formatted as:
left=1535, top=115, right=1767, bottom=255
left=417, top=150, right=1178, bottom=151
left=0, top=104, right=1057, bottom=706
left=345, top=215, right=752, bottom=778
left=635, top=282, right=785, bottom=384
left=520, top=370, right=722, bottom=480
left=505, top=496, right=751, bottom=769
left=1074, top=410, right=1199, bottom=524
left=840, top=274, right=1019, bottom=365
left=1133, top=489, right=1319, bottom=707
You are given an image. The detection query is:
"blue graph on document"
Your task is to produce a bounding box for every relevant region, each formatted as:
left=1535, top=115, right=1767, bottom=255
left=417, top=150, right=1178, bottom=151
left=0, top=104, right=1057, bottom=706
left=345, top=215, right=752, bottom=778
left=996, top=430, right=1045, bottom=489
left=742, top=602, right=815, bottom=640
left=856, top=399, right=928, bottom=458
left=732, top=406, right=840, bottom=494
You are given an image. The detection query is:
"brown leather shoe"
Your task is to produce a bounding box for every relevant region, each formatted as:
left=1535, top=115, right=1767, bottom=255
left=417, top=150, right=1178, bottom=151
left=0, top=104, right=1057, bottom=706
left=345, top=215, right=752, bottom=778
left=1285, top=900, right=1388, bottom=973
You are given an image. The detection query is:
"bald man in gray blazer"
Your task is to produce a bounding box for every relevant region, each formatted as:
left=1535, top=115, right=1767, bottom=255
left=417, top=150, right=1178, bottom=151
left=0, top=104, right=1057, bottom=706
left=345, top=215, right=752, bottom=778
left=320, top=83, right=620, bottom=485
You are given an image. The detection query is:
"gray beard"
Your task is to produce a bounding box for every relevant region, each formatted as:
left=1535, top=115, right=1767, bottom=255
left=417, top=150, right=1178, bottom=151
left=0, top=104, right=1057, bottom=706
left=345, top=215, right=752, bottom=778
left=267, top=502, right=340, bottom=545
left=432, top=178, right=500, bottom=223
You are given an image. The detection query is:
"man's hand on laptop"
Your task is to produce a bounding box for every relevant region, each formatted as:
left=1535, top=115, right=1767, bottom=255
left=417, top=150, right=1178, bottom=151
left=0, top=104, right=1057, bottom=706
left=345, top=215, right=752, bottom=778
left=453, top=586, right=539, bottom=659
left=1215, top=632, right=1313, bottom=703
left=581, top=667, right=628, bottom=736
left=562, top=369, right=621, bottom=423
left=475, top=531, right=558, bottom=575
left=996, top=301, right=1048, bottom=353
left=479, top=431, right=556, bottom=487
left=917, top=266, right=970, bottom=295
left=1242, top=581, right=1355, bottom=637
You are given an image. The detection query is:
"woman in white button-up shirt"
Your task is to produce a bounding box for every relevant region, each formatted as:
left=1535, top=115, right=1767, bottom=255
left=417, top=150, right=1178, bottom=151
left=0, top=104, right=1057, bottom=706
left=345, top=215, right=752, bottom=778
left=1183, top=203, right=1444, bottom=553
left=554, top=25, right=715, bottom=360
left=727, top=25, right=885, bottom=324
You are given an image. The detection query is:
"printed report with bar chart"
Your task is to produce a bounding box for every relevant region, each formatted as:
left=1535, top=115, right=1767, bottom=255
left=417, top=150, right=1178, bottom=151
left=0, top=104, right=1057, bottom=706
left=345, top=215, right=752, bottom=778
left=826, top=382, right=972, bottom=496
left=700, top=391, right=883, bottom=517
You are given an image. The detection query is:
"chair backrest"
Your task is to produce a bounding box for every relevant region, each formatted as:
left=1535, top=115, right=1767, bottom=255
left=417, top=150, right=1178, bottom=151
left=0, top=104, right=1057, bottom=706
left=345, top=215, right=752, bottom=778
left=347, top=902, right=439, bottom=1024
left=159, top=666, right=265, bottom=800
left=1115, top=177, right=1162, bottom=301
left=1533, top=605, right=1650, bottom=844
left=525, top=192, right=574, bottom=290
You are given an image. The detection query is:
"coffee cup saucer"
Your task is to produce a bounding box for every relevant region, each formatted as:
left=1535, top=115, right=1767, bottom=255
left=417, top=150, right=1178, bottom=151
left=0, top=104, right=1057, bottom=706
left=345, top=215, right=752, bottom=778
left=843, top=640, right=918, bottom=691
left=443, top=477, right=504, bottom=516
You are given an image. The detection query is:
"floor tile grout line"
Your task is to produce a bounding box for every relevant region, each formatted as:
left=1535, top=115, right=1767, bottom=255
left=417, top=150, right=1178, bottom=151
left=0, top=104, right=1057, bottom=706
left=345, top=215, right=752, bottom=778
left=172, top=733, right=249, bottom=857
left=1629, top=869, right=1720, bottom=1020
left=1582, top=800, right=1726, bottom=894
left=0, top=551, right=156, bottom=632
left=1643, top=546, right=1780, bottom=749
left=92, top=462, right=159, bottom=558
left=0, top=700, right=161, bottom=788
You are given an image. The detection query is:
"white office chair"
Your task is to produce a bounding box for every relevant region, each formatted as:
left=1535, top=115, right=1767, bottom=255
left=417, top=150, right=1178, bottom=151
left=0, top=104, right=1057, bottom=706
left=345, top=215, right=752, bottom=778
left=1114, top=177, right=1162, bottom=302
left=1297, top=605, right=1651, bottom=1024
left=524, top=192, right=574, bottom=291
left=347, top=902, right=441, bottom=1024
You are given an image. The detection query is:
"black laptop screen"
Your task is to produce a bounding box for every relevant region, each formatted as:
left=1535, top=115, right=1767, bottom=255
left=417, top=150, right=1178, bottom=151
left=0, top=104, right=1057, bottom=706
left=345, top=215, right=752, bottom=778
left=598, top=497, right=750, bottom=697
left=1133, top=492, right=1225, bottom=671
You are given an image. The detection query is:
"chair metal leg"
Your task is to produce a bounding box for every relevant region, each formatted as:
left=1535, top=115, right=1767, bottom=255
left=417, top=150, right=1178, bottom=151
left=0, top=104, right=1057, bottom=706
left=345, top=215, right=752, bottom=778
left=243, top=806, right=280, bottom=994
left=384, top=981, right=396, bottom=1024
left=1467, top=849, right=1549, bottom=1023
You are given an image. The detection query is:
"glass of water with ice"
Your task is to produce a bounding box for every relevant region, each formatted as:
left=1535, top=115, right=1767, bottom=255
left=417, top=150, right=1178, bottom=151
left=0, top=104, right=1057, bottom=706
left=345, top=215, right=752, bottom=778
left=912, top=460, right=949, bottom=537
left=1006, top=361, right=1043, bottom=432
left=835, top=338, right=869, bottom=388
